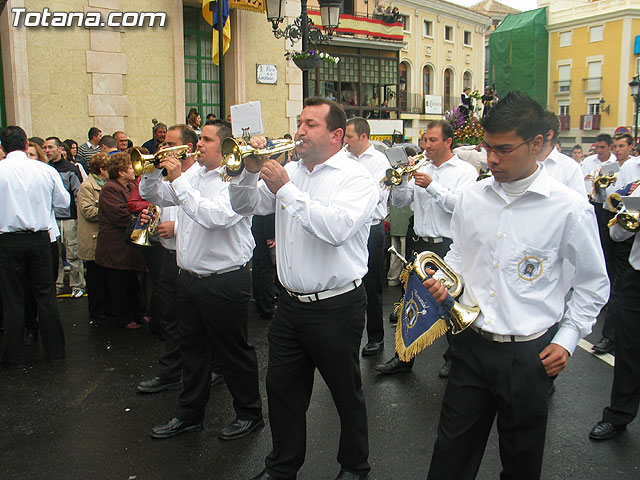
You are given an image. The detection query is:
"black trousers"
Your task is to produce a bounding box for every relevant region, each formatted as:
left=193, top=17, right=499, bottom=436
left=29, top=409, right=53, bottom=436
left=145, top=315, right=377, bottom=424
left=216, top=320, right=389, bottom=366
left=174, top=265, right=261, bottom=424
left=593, top=204, right=617, bottom=340
left=427, top=326, right=557, bottom=480
left=25, top=241, right=59, bottom=334
left=364, top=222, right=385, bottom=343
left=264, top=284, right=369, bottom=478
left=252, top=215, right=277, bottom=318
left=102, top=267, right=144, bottom=327
left=601, top=232, right=633, bottom=342
left=155, top=248, right=181, bottom=381
left=603, top=268, right=640, bottom=427
left=85, top=260, right=108, bottom=322
left=141, top=241, right=164, bottom=328
left=0, top=232, right=65, bottom=365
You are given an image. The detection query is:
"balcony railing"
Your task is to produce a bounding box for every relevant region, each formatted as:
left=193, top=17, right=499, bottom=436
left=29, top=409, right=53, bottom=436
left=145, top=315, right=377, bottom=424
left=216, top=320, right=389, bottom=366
left=554, top=80, right=571, bottom=94
left=583, top=77, right=602, bottom=93
left=308, top=10, right=404, bottom=42
left=558, top=115, right=570, bottom=130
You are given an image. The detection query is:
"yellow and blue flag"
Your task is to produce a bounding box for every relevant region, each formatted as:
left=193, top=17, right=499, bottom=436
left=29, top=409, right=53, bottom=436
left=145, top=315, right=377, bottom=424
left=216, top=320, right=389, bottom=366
left=202, top=0, right=231, bottom=65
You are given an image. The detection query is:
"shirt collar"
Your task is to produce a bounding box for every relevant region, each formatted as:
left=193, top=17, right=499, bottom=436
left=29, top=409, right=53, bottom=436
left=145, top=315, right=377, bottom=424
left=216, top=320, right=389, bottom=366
left=297, top=148, right=348, bottom=172
left=485, top=162, right=552, bottom=199
left=6, top=150, right=28, bottom=161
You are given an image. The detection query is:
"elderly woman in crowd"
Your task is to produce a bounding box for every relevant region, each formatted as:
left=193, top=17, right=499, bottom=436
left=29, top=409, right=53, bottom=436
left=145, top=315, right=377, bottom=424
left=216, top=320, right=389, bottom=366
left=77, top=153, right=110, bottom=325
left=95, top=152, right=147, bottom=329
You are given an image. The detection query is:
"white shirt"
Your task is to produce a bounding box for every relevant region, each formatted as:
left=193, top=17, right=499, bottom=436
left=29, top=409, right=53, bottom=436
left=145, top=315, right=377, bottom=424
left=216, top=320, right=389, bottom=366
left=544, top=148, right=587, bottom=195
left=581, top=152, right=617, bottom=177
left=229, top=148, right=378, bottom=293
left=0, top=150, right=70, bottom=234
left=613, top=156, right=640, bottom=190
left=392, top=154, right=477, bottom=239
left=445, top=163, right=609, bottom=355
left=453, top=145, right=486, bottom=169
left=610, top=187, right=640, bottom=270
left=139, top=164, right=254, bottom=275
left=347, top=143, right=390, bottom=222
left=158, top=205, right=178, bottom=251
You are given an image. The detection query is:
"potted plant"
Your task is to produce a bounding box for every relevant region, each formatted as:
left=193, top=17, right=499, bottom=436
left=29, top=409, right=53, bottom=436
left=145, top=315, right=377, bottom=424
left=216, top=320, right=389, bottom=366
left=285, top=50, right=340, bottom=71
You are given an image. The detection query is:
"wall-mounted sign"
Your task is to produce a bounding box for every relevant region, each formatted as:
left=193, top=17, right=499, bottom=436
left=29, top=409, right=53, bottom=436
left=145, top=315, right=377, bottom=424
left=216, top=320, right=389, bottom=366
left=425, top=95, right=443, bottom=114
left=256, top=64, right=278, bottom=84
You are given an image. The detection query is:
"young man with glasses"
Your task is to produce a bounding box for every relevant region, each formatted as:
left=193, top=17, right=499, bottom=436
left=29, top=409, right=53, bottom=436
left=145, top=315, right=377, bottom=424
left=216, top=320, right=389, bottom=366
left=424, top=92, right=609, bottom=480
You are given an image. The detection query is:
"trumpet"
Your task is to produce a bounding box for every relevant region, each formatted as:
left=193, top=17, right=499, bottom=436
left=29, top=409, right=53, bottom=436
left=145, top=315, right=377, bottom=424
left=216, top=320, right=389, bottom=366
left=606, top=180, right=640, bottom=212
left=380, top=153, right=429, bottom=187
left=220, top=137, right=301, bottom=181
left=131, top=145, right=200, bottom=176
left=130, top=205, right=162, bottom=247
left=388, top=246, right=480, bottom=335
left=609, top=207, right=640, bottom=232
left=590, top=169, right=617, bottom=199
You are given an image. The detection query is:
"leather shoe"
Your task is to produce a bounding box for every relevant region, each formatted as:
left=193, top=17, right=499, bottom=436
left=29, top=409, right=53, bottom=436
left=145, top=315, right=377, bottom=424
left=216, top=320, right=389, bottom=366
left=375, top=355, right=413, bottom=374
left=438, top=359, right=451, bottom=378
left=137, top=376, right=182, bottom=393
left=24, top=331, right=38, bottom=346
left=249, top=470, right=294, bottom=480
left=211, top=371, right=225, bottom=387
left=218, top=417, right=264, bottom=441
left=362, top=340, right=384, bottom=356
left=150, top=417, right=203, bottom=439
left=388, top=311, right=398, bottom=324
left=589, top=421, right=626, bottom=441
left=335, top=470, right=369, bottom=480
left=592, top=337, right=615, bottom=354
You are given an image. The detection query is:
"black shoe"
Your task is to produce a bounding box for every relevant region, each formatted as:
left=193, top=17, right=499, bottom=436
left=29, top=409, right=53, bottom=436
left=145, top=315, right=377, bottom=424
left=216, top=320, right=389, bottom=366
left=250, top=470, right=294, bottom=480
left=24, top=331, right=38, bottom=346
left=375, top=356, right=413, bottom=374
left=362, top=340, right=384, bottom=356
left=335, top=471, right=369, bottom=480
left=592, top=337, right=615, bottom=354
left=137, top=376, right=182, bottom=393
left=211, top=371, right=225, bottom=387
left=438, top=359, right=451, bottom=378
left=589, top=421, right=626, bottom=441
left=150, top=417, right=203, bottom=439
left=218, top=417, right=264, bottom=441
left=388, top=312, right=398, bottom=324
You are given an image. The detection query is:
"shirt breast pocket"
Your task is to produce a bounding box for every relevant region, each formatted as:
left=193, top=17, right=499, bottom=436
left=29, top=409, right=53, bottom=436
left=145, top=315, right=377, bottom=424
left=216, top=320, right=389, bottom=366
left=508, top=245, right=558, bottom=293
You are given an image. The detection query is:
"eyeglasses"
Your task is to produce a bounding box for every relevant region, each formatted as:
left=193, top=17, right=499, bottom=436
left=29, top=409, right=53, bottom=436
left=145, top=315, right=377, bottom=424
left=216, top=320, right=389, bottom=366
left=480, top=138, right=533, bottom=158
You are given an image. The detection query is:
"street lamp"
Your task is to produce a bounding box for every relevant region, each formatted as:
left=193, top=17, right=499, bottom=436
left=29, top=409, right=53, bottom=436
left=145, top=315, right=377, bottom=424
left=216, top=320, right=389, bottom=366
left=266, top=0, right=343, bottom=99
left=629, top=75, right=640, bottom=143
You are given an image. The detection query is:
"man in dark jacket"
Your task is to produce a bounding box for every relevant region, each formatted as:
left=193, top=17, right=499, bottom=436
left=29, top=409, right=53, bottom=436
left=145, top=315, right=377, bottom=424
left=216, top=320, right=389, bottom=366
left=44, top=137, right=85, bottom=298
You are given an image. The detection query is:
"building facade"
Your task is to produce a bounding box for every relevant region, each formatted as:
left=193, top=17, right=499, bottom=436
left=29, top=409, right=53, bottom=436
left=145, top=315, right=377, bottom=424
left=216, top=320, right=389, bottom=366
left=545, top=0, right=640, bottom=147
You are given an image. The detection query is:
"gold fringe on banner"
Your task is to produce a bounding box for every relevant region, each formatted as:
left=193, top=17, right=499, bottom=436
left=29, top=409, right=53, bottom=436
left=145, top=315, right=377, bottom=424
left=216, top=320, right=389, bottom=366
left=230, top=0, right=265, bottom=13
left=394, top=264, right=450, bottom=362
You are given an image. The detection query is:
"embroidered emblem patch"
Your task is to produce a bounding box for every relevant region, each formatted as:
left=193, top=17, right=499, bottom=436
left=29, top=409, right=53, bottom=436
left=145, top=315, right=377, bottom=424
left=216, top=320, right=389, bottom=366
left=517, top=255, right=544, bottom=281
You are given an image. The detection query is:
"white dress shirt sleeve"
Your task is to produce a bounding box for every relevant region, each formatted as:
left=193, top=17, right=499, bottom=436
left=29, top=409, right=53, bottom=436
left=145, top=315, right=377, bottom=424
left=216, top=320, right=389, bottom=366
left=228, top=170, right=277, bottom=216
left=139, top=169, right=180, bottom=207
left=170, top=174, right=244, bottom=230
left=425, top=166, right=476, bottom=213
left=554, top=206, right=610, bottom=354
left=391, top=176, right=415, bottom=208
left=275, top=172, right=377, bottom=247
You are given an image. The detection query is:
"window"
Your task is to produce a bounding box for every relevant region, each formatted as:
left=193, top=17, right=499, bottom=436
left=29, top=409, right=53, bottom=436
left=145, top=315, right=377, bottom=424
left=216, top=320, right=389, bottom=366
left=559, top=104, right=569, bottom=116
left=423, top=65, right=433, bottom=95
left=445, top=25, right=453, bottom=42
left=444, top=68, right=453, bottom=111
left=463, top=71, right=472, bottom=90
left=590, top=25, right=603, bottom=42
left=423, top=20, right=433, bottom=37
left=558, top=64, right=571, bottom=92
left=463, top=30, right=471, bottom=46
left=588, top=101, right=600, bottom=115
left=585, top=61, right=602, bottom=92
left=183, top=7, right=220, bottom=118
left=559, top=31, right=572, bottom=47
left=400, top=14, right=410, bottom=32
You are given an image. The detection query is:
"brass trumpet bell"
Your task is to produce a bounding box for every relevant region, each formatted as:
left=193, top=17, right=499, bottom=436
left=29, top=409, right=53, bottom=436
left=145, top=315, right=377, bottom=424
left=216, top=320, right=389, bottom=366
left=130, top=205, right=162, bottom=247
left=220, top=137, right=302, bottom=180
left=610, top=209, right=640, bottom=232
left=130, top=145, right=200, bottom=176
left=380, top=154, right=429, bottom=187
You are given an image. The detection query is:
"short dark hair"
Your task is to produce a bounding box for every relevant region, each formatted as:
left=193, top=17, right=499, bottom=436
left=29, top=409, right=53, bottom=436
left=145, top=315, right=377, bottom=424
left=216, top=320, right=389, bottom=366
left=614, top=133, right=633, bottom=146
left=64, top=139, right=78, bottom=151
left=99, top=135, right=117, bottom=149
left=29, top=136, right=45, bottom=148
left=425, top=120, right=454, bottom=145
left=45, top=136, right=63, bottom=147
left=481, top=91, right=547, bottom=142
left=88, top=127, right=101, bottom=141
left=203, top=119, right=231, bottom=143
left=542, top=110, right=560, bottom=145
left=168, top=124, right=198, bottom=151
left=572, top=144, right=583, bottom=151
left=89, top=152, right=110, bottom=175
left=304, top=96, right=346, bottom=135
left=153, top=122, right=167, bottom=133
left=346, top=117, right=371, bottom=138
left=0, top=126, right=28, bottom=153
left=595, top=133, right=613, bottom=145
left=106, top=152, right=131, bottom=180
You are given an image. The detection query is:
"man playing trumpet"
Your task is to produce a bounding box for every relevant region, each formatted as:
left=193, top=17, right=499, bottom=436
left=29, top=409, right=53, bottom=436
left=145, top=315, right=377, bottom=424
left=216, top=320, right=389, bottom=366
left=424, top=92, right=609, bottom=480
